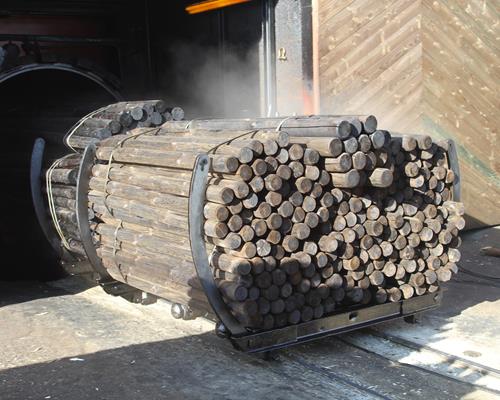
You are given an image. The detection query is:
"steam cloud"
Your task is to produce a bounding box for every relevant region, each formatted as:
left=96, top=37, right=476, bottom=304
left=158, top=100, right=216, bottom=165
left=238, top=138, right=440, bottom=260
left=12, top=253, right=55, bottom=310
left=159, top=41, right=261, bottom=119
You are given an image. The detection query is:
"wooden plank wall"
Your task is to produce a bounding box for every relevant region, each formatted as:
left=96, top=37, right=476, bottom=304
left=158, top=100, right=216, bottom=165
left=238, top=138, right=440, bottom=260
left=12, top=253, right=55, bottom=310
left=316, top=0, right=500, bottom=228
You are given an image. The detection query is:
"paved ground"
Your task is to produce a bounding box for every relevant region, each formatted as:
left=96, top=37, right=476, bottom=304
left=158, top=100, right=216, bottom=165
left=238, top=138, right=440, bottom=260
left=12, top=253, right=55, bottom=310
left=1, top=227, right=499, bottom=400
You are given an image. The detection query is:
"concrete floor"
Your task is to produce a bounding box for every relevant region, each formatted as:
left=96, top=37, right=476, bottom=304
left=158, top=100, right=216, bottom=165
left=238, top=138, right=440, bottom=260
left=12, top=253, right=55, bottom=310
left=1, top=227, right=499, bottom=400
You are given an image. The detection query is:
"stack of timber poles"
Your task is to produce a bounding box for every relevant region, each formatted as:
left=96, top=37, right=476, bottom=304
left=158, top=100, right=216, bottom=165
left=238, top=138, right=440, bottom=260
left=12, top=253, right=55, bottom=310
left=44, top=153, right=87, bottom=260
left=47, top=115, right=465, bottom=330
left=64, top=100, right=185, bottom=151
left=45, top=100, right=185, bottom=265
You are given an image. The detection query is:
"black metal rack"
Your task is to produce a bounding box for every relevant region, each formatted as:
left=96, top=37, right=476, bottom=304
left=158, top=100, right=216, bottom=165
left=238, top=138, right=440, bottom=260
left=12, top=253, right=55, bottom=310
left=31, top=138, right=460, bottom=354
left=186, top=139, right=459, bottom=353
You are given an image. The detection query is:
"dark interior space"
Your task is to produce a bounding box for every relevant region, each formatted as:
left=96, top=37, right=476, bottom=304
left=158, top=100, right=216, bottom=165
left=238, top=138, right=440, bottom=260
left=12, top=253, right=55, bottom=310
left=0, top=0, right=269, bottom=279
left=0, top=68, right=119, bottom=279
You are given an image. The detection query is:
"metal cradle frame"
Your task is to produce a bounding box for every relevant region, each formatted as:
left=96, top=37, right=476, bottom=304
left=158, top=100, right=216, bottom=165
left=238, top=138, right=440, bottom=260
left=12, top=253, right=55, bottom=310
left=76, top=144, right=145, bottom=298
left=187, top=138, right=460, bottom=353
left=30, top=137, right=76, bottom=263
left=30, top=140, right=142, bottom=298
left=31, top=137, right=460, bottom=354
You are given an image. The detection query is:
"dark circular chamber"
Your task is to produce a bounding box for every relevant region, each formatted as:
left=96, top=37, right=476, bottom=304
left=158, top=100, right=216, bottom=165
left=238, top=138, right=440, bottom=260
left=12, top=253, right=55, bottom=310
left=0, top=64, right=120, bottom=280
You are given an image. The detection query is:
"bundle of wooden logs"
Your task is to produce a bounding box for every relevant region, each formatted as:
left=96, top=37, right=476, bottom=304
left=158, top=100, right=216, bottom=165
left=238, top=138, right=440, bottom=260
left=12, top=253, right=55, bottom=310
left=44, top=152, right=87, bottom=259
left=64, top=100, right=185, bottom=151
left=45, top=100, right=184, bottom=266
left=46, top=115, right=464, bottom=330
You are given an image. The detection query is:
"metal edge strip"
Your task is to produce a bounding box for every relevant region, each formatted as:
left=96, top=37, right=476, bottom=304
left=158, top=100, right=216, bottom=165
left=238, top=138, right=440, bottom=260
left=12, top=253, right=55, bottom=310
left=232, top=292, right=441, bottom=353
left=446, top=139, right=461, bottom=201
left=30, top=137, right=74, bottom=261
left=188, top=154, right=247, bottom=337
left=76, top=144, right=113, bottom=282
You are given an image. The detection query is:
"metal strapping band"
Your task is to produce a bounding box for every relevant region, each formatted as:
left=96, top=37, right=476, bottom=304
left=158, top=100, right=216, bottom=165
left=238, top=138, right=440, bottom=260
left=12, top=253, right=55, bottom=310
left=275, top=115, right=313, bottom=132
left=64, top=106, right=107, bottom=152
left=46, top=154, right=78, bottom=250
left=206, top=130, right=259, bottom=155
left=102, top=127, right=162, bottom=215
left=275, top=116, right=294, bottom=131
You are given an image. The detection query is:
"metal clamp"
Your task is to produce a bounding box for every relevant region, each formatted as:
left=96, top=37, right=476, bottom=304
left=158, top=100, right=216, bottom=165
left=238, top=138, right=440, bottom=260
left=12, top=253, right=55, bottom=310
left=188, top=154, right=247, bottom=337
left=76, top=144, right=113, bottom=283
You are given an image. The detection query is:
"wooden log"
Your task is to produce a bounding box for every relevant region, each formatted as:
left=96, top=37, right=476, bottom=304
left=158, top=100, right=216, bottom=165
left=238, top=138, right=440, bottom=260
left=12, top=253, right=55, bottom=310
left=250, top=116, right=354, bottom=138
left=211, top=252, right=252, bottom=275
left=217, top=281, right=248, bottom=302
left=330, top=170, right=360, bottom=188
left=47, top=184, right=77, bottom=199
left=187, top=130, right=279, bottom=147
left=370, top=131, right=386, bottom=149
left=204, top=220, right=229, bottom=239
left=209, top=178, right=249, bottom=199
left=225, top=242, right=258, bottom=259
left=415, top=135, right=433, bottom=150
left=352, top=151, right=367, bottom=170
left=90, top=197, right=189, bottom=233
left=288, top=144, right=304, bottom=161
left=250, top=219, right=268, bottom=237
left=89, top=177, right=189, bottom=214
left=289, top=161, right=304, bottom=178
left=66, top=135, right=101, bottom=149
left=368, top=168, right=393, bottom=188
left=401, top=135, right=417, bottom=151
left=303, top=149, right=320, bottom=165
left=276, top=164, right=292, bottom=180
left=215, top=165, right=253, bottom=182
left=203, top=203, right=229, bottom=222
left=48, top=168, right=78, bottom=185
left=295, top=177, right=313, bottom=193
left=92, top=164, right=192, bottom=197
left=324, top=153, right=352, bottom=172
left=53, top=196, right=77, bottom=210
left=291, top=223, right=311, bottom=240
left=205, top=232, right=242, bottom=250
left=98, top=246, right=201, bottom=289
left=264, top=174, right=283, bottom=191
left=290, top=137, right=343, bottom=157
left=291, top=207, right=306, bottom=224
left=96, top=144, right=239, bottom=173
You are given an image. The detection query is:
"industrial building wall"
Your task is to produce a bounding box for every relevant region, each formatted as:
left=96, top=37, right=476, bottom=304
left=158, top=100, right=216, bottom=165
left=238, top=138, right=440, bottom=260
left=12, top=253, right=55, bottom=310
left=315, top=0, right=499, bottom=228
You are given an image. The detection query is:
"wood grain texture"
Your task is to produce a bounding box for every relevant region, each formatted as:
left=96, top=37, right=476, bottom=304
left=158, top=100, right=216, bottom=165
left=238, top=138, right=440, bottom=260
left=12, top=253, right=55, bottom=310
left=421, top=0, right=500, bottom=228
left=317, top=0, right=500, bottom=227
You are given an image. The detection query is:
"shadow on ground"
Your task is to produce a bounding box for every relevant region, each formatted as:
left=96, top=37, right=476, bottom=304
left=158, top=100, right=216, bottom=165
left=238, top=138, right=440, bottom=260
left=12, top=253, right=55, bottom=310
left=0, top=280, right=70, bottom=307
left=1, top=327, right=497, bottom=400
left=0, top=277, right=98, bottom=307
left=0, top=228, right=499, bottom=399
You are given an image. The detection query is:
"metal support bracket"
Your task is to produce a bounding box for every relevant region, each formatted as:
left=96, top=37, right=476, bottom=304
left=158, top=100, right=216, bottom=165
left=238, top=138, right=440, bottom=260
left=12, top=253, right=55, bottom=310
left=187, top=153, right=444, bottom=353
left=230, top=291, right=441, bottom=353
left=446, top=139, right=461, bottom=201
left=188, top=154, right=247, bottom=337
left=76, top=144, right=113, bottom=283
left=30, top=137, right=75, bottom=262
left=76, top=144, right=155, bottom=302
